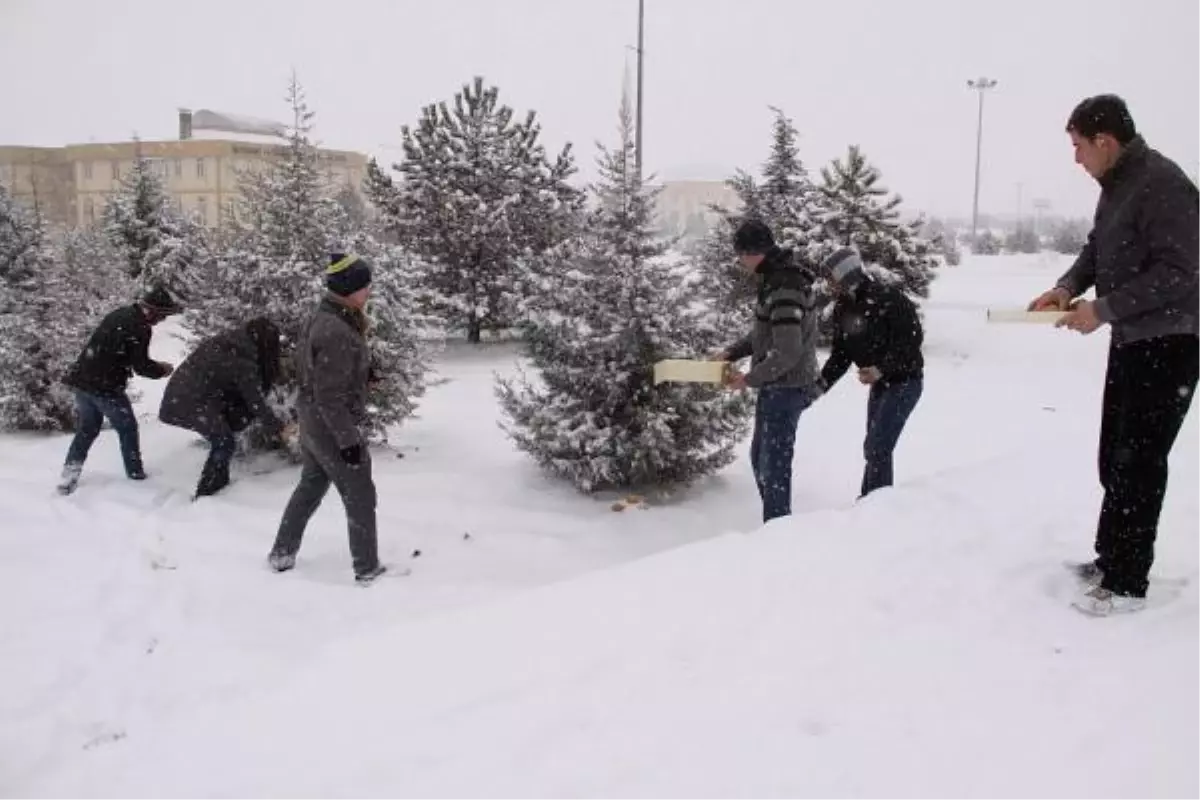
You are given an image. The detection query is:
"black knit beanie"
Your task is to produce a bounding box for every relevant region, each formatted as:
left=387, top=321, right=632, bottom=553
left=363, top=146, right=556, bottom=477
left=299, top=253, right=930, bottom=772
left=732, top=219, right=776, bottom=255
left=326, top=253, right=372, bottom=296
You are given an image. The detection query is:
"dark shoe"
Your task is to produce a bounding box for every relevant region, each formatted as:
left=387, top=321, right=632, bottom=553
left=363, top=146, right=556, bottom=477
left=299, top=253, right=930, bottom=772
left=355, top=564, right=388, bottom=586
left=194, top=470, right=231, bottom=498
left=1068, top=560, right=1103, bottom=587
left=127, top=469, right=147, bottom=481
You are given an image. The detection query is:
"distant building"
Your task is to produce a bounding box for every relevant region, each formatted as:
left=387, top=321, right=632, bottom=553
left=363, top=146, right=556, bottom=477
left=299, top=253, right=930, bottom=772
left=0, top=109, right=367, bottom=229
left=653, top=179, right=740, bottom=240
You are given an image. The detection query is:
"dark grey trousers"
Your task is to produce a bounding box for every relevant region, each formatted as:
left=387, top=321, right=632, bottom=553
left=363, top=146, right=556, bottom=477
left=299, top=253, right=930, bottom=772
left=271, top=442, right=379, bottom=576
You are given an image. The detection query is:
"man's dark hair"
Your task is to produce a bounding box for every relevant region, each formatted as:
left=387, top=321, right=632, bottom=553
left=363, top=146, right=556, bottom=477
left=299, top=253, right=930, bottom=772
left=1066, top=94, right=1137, bottom=144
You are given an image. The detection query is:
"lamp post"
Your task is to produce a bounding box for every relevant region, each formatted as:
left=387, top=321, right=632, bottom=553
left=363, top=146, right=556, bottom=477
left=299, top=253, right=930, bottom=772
left=967, top=77, right=998, bottom=244
left=635, top=0, right=645, bottom=184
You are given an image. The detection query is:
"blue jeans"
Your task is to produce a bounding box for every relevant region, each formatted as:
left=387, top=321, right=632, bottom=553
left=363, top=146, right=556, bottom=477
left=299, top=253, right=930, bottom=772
left=862, top=377, right=923, bottom=497
left=750, top=385, right=814, bottom=523
left=64, top=390, right=143, bottom=477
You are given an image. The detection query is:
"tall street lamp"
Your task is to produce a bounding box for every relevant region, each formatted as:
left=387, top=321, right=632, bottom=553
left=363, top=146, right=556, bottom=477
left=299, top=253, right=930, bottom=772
left=968, top=77, right=998, bottom=244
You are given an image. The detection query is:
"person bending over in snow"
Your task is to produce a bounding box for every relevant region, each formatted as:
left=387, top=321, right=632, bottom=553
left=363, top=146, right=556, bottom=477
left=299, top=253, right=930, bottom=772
left=713, top=219, right=823, bottom=523
left=57, top=285, right=181, bottom=495
left=816, top=247, right=924, bottom=499
left=267, top=253, right=387, bottom=586
left=1028, top=94, right=1198, bottom=617
left=159, top=317, right=289, bottom=499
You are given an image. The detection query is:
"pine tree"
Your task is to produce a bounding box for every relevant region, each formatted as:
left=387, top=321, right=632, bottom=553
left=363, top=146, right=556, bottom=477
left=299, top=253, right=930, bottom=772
left=0, top=191, right=131, bottom=432
left=496, top=95, right=752, bottom=494
left=382, top=76, right=583, bottom=343
left=1006, top=226, right=1041, bottom=254
left=973, top=229, right=1002, bottom=255
left=187, top=74, right=434, bottom=454
left=1051, top=219, right=1088, bottom=255
left=758, top=107, right=821, bottom=254
left=817, top=145, right=938, bottom=298
left=690, top=109, right=824, bottom=343
left=362, top=158, right=400, bottom=230
left=102, top=143, right=206, bottom=298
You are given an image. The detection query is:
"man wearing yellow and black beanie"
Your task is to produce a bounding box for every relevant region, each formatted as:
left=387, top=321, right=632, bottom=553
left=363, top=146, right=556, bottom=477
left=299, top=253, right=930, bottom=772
left=268, top=253, right=388, bottom=585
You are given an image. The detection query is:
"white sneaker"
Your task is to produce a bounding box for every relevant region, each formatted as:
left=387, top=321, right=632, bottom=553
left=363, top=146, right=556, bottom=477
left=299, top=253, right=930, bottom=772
left=1072, top=585, right=1147, bottom=617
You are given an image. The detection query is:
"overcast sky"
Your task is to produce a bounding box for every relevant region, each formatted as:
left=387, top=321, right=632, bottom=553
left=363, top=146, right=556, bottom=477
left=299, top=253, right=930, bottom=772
left=1, top=0, right=1196, bottom=218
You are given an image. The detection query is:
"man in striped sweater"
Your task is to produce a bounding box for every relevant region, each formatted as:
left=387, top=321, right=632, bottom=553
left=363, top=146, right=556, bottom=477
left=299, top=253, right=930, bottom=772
left=717, top=220, right=823, bottom=523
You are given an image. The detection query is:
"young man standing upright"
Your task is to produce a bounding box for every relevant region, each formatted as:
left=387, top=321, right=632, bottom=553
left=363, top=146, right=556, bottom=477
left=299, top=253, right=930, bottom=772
left=717, top=220, right=823, bottom=523
left=1029, top=94, right=1198, bottom=616
left=58, top=285, right=181, bottom=494
left=818, top=247, right=925, bottom=498
left=268, top=254, right=387, bottom=585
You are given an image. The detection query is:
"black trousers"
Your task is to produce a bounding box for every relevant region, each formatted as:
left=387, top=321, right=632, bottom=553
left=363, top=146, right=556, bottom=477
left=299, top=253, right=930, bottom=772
left=1094, top=334, right=1198, bottom=597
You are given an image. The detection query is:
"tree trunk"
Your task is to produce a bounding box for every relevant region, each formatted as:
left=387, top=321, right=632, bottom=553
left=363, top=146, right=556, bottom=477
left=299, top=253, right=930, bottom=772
left=467, top=314, right=481, bottom=344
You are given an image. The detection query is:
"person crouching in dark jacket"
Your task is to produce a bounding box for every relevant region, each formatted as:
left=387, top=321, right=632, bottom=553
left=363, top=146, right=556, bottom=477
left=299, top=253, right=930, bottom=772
left=58, top=285, right=182, bottom=495
left=818, top=247, right=925, bottom=498
left=159, top=317, right=285, bottom=498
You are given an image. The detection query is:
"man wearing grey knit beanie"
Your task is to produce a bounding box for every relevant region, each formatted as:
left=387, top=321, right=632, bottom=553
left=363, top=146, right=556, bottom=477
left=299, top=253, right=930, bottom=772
left=818, top=246, right=925, bottom=499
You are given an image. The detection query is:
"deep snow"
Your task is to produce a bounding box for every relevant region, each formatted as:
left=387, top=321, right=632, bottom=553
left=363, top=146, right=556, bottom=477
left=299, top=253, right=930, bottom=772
left=1, top=253, right=1196, bottom=797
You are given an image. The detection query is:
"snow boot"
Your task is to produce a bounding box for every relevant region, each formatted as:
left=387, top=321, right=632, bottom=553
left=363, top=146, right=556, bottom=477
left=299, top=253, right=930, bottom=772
left=1072, top=585, right=1146, bottom=617
left=56, top=463, right=82, bottom=495
left=268, top=552, right=296, bottom=573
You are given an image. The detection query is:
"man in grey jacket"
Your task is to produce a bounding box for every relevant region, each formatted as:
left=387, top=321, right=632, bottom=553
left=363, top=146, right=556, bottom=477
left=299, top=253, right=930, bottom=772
left=268, top=253, right=386, bottom=585
left=1029, top=94, right=1198, bottom=616
left=717, top=219, right=823, bottom=523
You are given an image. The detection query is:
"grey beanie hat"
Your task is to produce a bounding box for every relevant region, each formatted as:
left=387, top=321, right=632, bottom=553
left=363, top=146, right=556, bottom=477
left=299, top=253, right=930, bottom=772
left=823, top=247, right=865, bottom=286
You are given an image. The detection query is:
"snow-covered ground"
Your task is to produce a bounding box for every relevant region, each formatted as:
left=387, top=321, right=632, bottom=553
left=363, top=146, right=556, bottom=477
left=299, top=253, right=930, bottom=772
left=1, top=253, right=1196, bottom=797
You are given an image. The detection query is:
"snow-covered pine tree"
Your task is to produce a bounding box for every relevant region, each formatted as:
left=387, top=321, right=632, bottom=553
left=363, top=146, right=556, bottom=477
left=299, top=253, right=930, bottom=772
left=353, top=239, right=441, bottom=442
left=691, top=108, right=825, bottom=343
left=102, top=142, right=206, bottom=299
left=362, top=158, right=401, bottom=231
left=972, top=229, right=1002, bottom=255
left=1006, top=226, right=1041, bottom=254
left=187, top=74, right=433, bottom=453
left=817, top=145, right=938, bottom=299
left=758, top=107, right=822, bottom=256
left=0, top=191, right=131, bottom=431
left=1051, top=219, right=1088, bottom=255
left=384, top=76, right=583, bottom=343
left=496, top=94, right=752, bottom=494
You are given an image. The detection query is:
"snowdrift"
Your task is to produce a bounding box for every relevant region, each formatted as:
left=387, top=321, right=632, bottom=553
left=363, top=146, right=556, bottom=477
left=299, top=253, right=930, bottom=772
left=29, top=454, right=1199, bottom=798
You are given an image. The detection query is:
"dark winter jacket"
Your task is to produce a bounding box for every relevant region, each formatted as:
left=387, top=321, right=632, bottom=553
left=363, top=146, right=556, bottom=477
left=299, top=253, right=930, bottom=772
left=726, top=247, right=821, bottom=389
left=159, top=320, right=283, bottom=439
left=295, top=297, right=371, bottom=454
left=63, top=304, right=170, bottom=397
left=1057, top=136, right=1199, bottom=344
left=820, top=276, right=924, bottom=389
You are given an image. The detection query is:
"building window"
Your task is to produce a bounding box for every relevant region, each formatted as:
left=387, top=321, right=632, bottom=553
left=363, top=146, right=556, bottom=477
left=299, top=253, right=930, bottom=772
left=84, top=196, right=95, bottom=224
left=196, top=195, right=208, bottom=225
left=111, top=160, right=120, bottom=180
left=174, top=159, right=182, bottom=177
left=83, top=161, right=93, bottom=180
left=195, top=158, right=206, bottom=179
